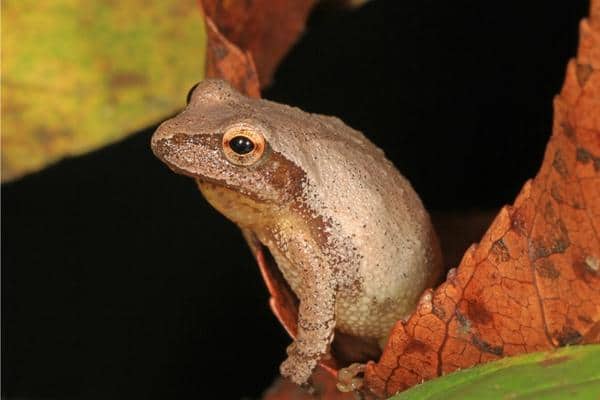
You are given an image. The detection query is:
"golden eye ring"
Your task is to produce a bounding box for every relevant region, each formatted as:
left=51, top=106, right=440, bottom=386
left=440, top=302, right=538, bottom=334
left=222, top=124, right=266, bottom=166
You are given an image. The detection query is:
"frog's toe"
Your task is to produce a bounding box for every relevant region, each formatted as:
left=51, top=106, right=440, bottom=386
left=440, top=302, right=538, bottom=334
left=336, top=362, right=365, bottom=392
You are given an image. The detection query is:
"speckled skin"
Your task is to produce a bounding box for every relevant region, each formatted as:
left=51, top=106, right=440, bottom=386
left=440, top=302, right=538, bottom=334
left=151, top=79, right=442, bottom=385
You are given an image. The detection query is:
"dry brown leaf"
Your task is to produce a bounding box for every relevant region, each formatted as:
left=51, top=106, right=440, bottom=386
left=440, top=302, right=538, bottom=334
left=201, top=0, right=316, bottom=87
left=363, top=2, right=600, bottom=396
left=202, top=13, right=260, bottom=98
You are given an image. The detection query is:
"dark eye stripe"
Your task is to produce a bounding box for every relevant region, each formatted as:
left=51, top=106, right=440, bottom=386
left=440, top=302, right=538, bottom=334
left=186, top=82, right=200, bottom=104
left=229, top=136, right=255, bottom=155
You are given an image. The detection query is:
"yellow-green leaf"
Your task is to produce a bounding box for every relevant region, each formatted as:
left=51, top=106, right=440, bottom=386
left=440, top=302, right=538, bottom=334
left=390, top=345, right=600, bottom=400
left=1, top=0, right=206, bottom=181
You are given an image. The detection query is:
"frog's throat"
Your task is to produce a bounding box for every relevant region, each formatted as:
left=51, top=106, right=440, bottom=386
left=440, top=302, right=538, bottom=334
left=196, top=179, right=280, bottom=228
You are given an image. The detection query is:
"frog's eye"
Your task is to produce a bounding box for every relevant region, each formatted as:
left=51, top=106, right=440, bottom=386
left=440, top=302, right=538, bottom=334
left=186, top=82, right=200, bottom=104
left=222, top=126, right=266, bottom=166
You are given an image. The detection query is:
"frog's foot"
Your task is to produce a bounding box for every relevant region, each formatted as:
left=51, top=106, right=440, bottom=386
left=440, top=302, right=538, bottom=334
left=280, top=342, right=323, bottom=385
left=336, top=363, right=365, bottom=392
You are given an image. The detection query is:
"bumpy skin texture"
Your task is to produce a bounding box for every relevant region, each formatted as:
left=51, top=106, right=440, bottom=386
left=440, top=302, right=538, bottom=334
left=151, top=79, right=442, bottom=385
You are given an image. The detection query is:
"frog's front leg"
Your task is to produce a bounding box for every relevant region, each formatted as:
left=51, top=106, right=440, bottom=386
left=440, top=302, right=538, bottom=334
left=279, top=243, right=337, bottom=385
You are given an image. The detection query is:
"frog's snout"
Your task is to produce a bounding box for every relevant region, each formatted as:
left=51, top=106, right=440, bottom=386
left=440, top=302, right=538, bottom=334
left=151, top=119, right=199, bottom=160
left=151, top=130, right=202, bottom=161
left=150, top=122, right=221, bottom=180
left=150, top=120, right=178, bottom=156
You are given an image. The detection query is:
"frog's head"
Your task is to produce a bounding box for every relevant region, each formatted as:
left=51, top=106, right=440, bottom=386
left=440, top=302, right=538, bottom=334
left=151, top=79, right=307, bottom=215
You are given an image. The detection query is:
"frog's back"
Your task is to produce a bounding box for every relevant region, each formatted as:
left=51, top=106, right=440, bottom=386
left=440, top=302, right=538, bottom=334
left=255, top=99, right=442, bottom=339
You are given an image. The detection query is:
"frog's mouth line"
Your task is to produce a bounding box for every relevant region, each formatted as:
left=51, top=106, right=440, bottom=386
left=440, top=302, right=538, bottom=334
left=155, top=154, right=277, bottom=212
left=159, top=155, right=228, bottom=188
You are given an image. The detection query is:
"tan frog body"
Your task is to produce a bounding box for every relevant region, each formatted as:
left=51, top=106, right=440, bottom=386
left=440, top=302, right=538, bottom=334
left=151, top=79, right=442, bottom=385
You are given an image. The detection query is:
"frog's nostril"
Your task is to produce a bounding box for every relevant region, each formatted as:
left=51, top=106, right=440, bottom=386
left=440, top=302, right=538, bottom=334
left=170, top=133, right=187, bottom=145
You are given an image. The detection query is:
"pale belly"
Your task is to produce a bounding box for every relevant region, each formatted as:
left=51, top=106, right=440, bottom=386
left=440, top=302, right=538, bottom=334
left=335, top=291, right=411, bottom=341
left=266, top=238, right=410, bottom=342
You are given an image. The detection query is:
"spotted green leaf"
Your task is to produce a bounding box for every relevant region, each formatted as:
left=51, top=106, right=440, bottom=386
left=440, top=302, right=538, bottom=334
left=1, top=0, right=206, bottom=181
left=390, top=345, right=600, bottom=400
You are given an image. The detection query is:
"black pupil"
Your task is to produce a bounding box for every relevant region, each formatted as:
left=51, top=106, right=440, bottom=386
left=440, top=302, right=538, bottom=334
left=230, top=136, right=255, bottom=155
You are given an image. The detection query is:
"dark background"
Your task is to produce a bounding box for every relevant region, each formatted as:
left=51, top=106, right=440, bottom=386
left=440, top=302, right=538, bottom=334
left=2, top=1, right=588, bottom=399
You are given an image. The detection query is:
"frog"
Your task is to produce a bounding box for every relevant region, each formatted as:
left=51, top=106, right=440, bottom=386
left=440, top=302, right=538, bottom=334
left=150, top=79, right=442, bottom=386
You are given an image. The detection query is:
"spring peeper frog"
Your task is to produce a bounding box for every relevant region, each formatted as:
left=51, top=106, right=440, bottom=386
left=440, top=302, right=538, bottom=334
left=151, top=79, right=442, bottom=385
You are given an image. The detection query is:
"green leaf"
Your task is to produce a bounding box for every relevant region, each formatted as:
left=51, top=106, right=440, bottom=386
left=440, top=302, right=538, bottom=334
left=1, top=0, right=206, bottom=181
left=389, top=345, right=600, bottom=400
